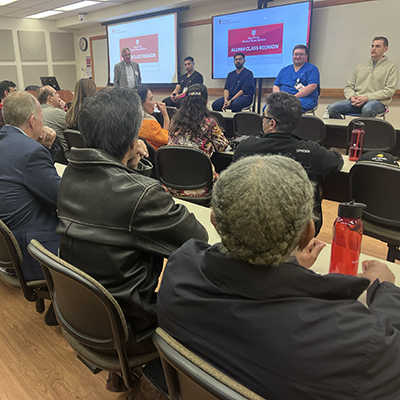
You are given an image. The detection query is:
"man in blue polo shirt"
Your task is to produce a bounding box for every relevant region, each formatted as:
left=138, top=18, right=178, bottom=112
left=273, top=45, right=320, bottom=113
left=212, top=52, right=255, bottom=112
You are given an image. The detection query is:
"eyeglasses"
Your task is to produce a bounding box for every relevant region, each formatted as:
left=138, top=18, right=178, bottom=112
left=262, top=115, right=279, bottom=125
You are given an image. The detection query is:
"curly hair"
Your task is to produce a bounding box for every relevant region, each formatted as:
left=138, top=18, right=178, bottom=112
left=211, top=155, right=314, bottom=266
left=169, top=84, right=212, bottom=142
left=66, top=79, right=97, bottom=129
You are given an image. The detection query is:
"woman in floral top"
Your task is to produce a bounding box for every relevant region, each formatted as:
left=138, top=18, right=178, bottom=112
left=167, top=84, right=229, bottom=197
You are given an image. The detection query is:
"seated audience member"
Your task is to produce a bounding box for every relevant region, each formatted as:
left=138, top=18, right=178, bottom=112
left=56, top=88, right=208, bottom=360
left=327, top=36, right=398, bottom=119
left=38, top=85, right=68, bottom=156
left=233, top=92, right=343, bottom=235
left=212, top=52, right=255, bottom=112
left=273, top=45, right=320, bottom=113
left=0, top=91, right=60, bottom=281
left=65, top=78, right=96, bottom=130
left=0, top=80, right=17, bottom=129
left=158, top=154, right=400, bottom=400
left=136, top=84, right=169, bottom=150
left=167, top=83, right=229, bottom=198
left=162, top=56, right=203, bottom=108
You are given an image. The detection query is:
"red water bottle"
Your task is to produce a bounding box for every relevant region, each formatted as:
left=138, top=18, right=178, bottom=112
left=348, top=121, right=365, bottom=161
left=329, top=201, right=366, bottom=276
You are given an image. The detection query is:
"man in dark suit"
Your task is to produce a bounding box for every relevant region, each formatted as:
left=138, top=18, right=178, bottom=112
left=0, top=91, right=60, bottom=281
left=113, top=46, right=142, bottom=88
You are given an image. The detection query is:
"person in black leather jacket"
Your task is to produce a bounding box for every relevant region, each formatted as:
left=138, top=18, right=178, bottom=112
left=56, top=88, right=208, bottom=355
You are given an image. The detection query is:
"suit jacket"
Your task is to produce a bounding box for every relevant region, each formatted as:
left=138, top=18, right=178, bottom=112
left=113, top=60, right=142, bottom=88
left=41, top=104, right=68, bottom=157
left=0, top=125, right=61, bottom=280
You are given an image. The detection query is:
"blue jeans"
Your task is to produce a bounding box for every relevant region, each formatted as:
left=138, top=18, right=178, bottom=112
left=212, top=96, right=252, bottom=112
left=327, top=99, right=385, bottom=119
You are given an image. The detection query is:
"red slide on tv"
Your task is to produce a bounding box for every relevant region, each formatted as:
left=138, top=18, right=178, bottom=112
left=120, top=34, right=159, bottom=64
left=228, top=23, right=284, bottom=57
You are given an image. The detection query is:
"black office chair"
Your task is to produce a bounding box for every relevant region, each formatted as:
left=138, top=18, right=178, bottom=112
left=166, top=106, right=178, bottom=121
left=294, top=115, right=326, bottom=145
left=233, top=112, right=263, bottom=137
left=27, top=239, right=159, bottom=390
left=347, top=118, right=396, bottom=153
left=209, top=111, right=226, bottom=132
left=153, top=328, right=266, bottom=400
left=0, top=219, right=50, bottom=313
left=63, top=129, right=85, bottom=150
left=155, top=146, right=214, bottom=206
left=349, top=161, right=400, bottom=262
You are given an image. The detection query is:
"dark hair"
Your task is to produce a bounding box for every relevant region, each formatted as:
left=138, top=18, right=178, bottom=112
left=37, top=86, right=53, bottom=105
left=66, top=79, right=96, bottom=129
left=293, top=44, right=308, bottom=55
left=264, top=92, right=302, bottom=133
left=169, top=84, right=210, bottom=142
left=135, top=84, right=149, bottom=104
left=78, top=88, right=142, bottom=161
left=0, top=80, right=16, bottom=100
left=184, top=56, right=194, bottom=63
left=373, top=36, right=388, bottom=47
left=234, top=52, right=245, bottom=59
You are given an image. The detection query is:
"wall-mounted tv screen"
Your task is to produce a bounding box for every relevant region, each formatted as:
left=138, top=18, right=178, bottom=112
left=107, top=12, right=178, bottom=84
left=212, top=1, right=313, bottom=79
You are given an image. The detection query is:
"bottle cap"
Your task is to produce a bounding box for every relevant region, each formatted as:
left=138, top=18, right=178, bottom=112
left=338, top=200, right=367, bottom=219
left=352, top=120, right=365, bottom=129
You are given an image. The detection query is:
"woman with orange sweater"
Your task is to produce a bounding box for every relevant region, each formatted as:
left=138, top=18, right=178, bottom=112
left=135, top=84, right=169, bottom=150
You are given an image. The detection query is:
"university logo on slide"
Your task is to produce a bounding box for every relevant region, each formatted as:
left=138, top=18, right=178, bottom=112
left=120, top=34, right=159, bottom=63
left=228, top=23, right=284, bottom=57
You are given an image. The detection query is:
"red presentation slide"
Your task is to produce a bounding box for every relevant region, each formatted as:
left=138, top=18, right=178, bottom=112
left=120, top=34, right=159, bottom=64
left=228, top=23, right=284, bottom=57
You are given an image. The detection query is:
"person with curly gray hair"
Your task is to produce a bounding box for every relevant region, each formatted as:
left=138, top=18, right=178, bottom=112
left=158, top=154, right=400, bottom=400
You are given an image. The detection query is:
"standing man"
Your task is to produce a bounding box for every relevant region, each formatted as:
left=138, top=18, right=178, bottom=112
left=38, top=85, right=68, bottom=157
left=327, top=37, right=398, bottom=119
left=0, top=80, right=17, bottom=129
left=113, top=46, right=142, bottom=89
left=212, top=52, right=255, bottom=112
left=0, top=91, right=60, bottom=281
left=233, top=92, right=343, bottom=235
left=163, top=56, right=203, bottom=108
left=273, top=45, right=320, bottom=113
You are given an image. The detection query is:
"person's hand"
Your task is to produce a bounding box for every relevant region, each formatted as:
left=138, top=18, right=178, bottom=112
left=353, top=96, right=368, bottom=107
left=156, top=101, right=167, bottom=115
left=127, top=139, right=149, bottom=169
left=38, top=126, right=56, bottom=148
left=357, top=260, right=395, bottom=285
left=222, top=100, right=231, bottom=110
left=350, top=96, right=358, bottom=106
left=58, top=99, right=66, bottom=109
left=170, top=93, right=177, bottom=102
left=293, top=238, right=326, bottom=269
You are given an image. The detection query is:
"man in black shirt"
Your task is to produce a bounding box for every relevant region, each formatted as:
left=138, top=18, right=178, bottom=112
left=233, top=92, right=343, bottom=234
left=163, top=56, right=203, bottom=108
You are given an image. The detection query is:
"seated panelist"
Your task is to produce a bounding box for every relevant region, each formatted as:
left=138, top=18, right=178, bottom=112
left=158, top=154, right=400, bottom=400
left=212, top=52, right=255, bottom=112
left=327, top=36, right=398, bottom=119
left=273, top=44, right=320, bottom=113
left=162, top=56, right=203, bottom=108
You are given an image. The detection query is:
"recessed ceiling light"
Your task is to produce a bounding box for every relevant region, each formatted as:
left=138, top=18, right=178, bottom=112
left=0, top=0, right=18, bottom=5
left=26, top=10, right=63, bottom=18
left=56, top=1, right=100, bottom=11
